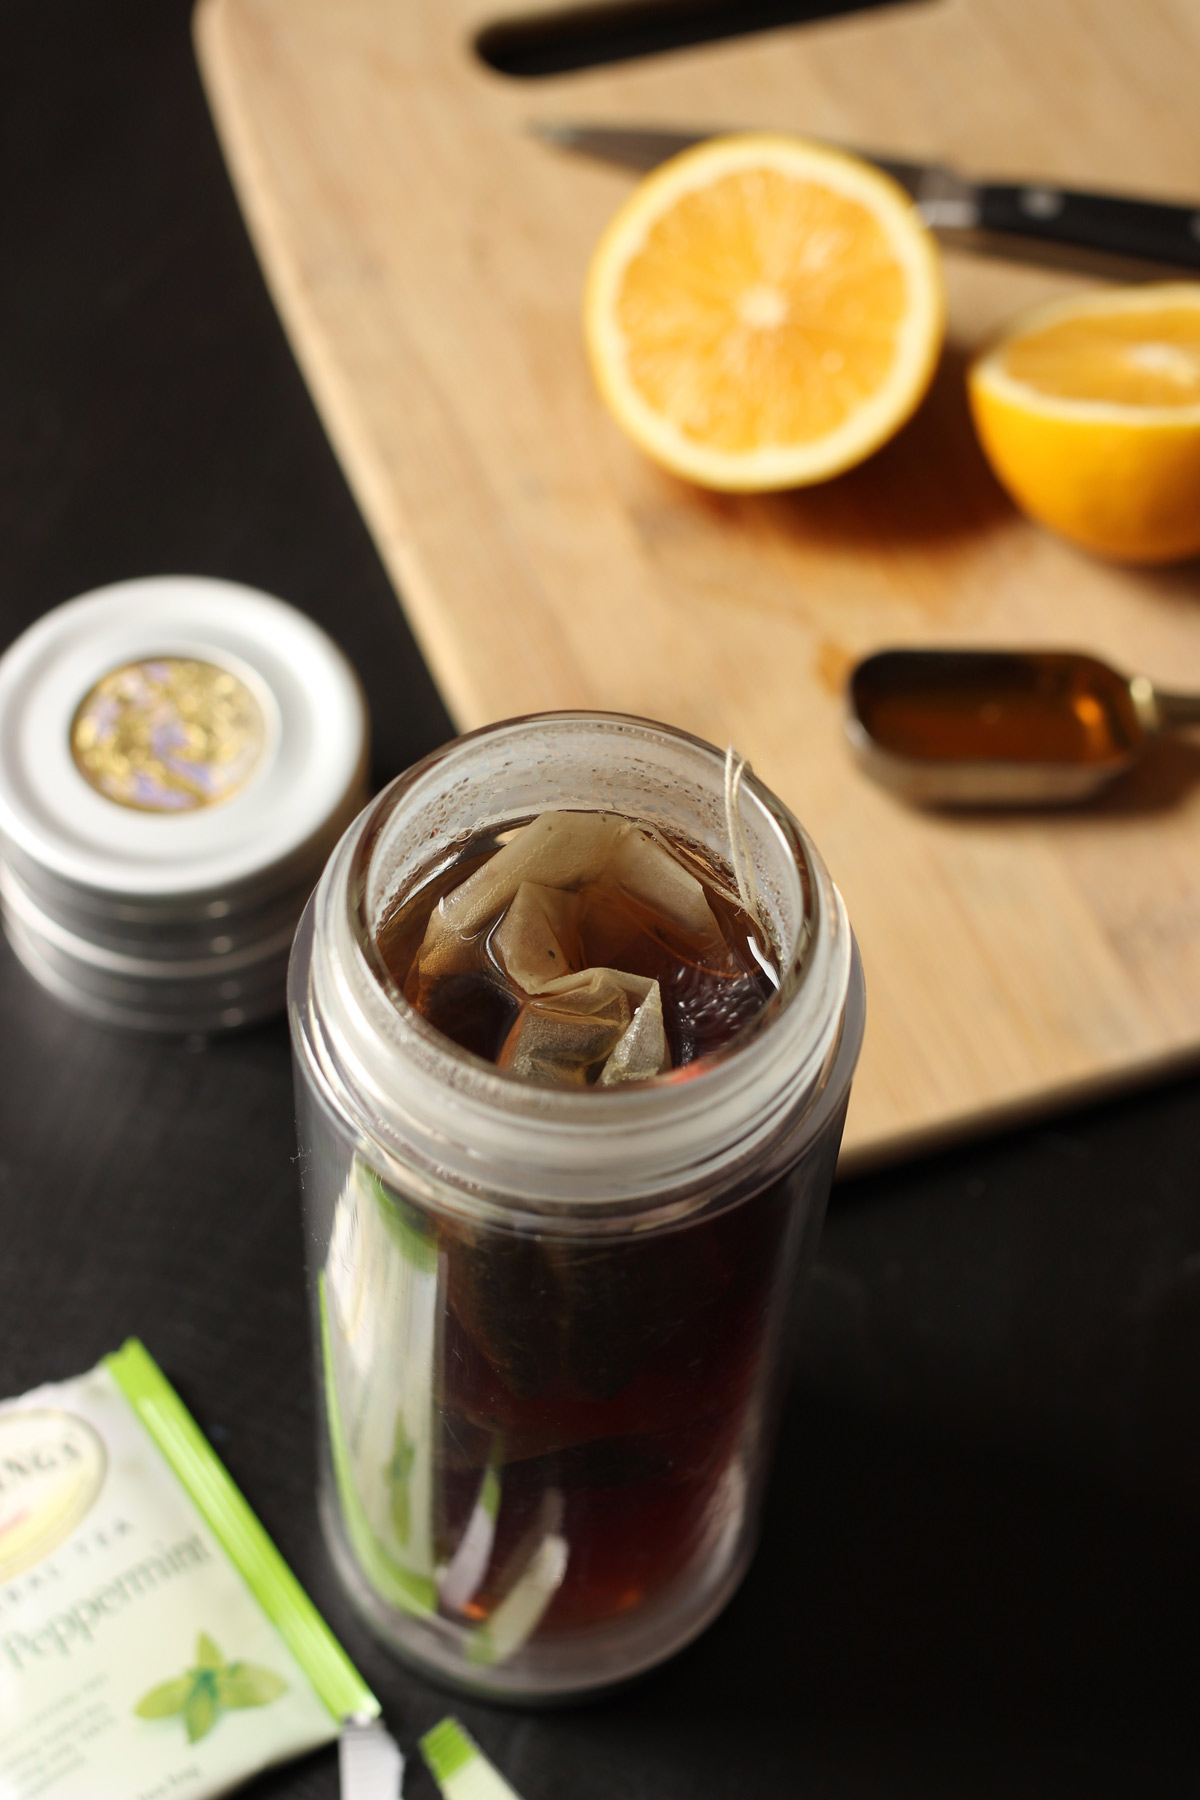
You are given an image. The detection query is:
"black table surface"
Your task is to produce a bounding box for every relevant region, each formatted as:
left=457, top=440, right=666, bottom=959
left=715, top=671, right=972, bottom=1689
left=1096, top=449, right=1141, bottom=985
left=1, top=5, right=1197, bottom=1795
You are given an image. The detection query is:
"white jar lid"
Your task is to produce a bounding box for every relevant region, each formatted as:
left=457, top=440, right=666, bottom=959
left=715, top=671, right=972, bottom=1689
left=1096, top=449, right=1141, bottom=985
left=0, top=576, right=368, bottom=899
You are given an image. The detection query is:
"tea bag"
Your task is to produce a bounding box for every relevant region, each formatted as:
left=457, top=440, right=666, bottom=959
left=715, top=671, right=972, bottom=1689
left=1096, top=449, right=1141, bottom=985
left=498, top=966, right=667, bottom=1085
left=413, top=812, right=728, bottom=1085
left=490, top=880, right=583, bottom=991
left=486, top=878, right=659, bottom=1083
left=422, top=812, right=724, bottom=960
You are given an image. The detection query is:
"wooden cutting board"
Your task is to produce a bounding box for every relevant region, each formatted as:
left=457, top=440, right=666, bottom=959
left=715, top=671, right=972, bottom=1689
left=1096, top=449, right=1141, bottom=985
left=194, top=0, right=1200, bottom=1169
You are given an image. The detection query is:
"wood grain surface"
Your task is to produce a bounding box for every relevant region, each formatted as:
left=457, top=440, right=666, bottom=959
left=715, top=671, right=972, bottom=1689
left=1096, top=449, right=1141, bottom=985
left=193, top=0, right=1200, bottom=1168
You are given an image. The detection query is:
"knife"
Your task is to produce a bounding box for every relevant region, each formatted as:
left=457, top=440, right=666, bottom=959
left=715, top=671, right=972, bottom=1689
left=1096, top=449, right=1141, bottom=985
left=532, top=122, right=1200, bottom=271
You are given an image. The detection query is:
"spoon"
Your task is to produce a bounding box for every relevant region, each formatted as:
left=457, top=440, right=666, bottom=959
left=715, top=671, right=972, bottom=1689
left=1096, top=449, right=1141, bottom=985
left=846, top=648, right=1200, bottom=805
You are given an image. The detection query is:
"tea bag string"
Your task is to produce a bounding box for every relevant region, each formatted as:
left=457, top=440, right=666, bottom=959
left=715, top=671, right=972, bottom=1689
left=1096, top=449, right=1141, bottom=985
left=724, top=745, right=764, bottom=934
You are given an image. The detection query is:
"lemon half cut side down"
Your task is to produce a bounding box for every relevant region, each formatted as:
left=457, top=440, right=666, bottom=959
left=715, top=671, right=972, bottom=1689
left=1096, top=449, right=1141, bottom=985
left=584, top=133, right=946, bottom=493
left=968, top=283, right=1200, bottom=564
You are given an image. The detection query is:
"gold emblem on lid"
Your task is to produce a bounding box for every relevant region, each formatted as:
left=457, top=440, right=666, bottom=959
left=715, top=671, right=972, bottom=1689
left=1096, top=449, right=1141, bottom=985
left=70, top=658, right=266, bottom=812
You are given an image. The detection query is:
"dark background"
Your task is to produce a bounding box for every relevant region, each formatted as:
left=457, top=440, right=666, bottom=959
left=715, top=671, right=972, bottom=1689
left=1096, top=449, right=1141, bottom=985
left=1, top=3, right=1197, bottom=1795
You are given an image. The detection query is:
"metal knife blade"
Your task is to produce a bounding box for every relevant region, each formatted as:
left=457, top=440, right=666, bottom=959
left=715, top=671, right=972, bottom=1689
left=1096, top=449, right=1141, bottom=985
left=531, top=122, right=976, bottom=228
left=531, top=121, right=1200, bottom=271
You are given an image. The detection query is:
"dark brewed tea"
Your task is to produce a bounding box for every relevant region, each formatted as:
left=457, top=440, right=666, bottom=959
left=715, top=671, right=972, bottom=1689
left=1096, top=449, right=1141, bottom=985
left=358, top=813, right=796, bottom=1640
left=429, top=1175, right=794, bottom=1636
left=376, top=810, right=778, bottom=1081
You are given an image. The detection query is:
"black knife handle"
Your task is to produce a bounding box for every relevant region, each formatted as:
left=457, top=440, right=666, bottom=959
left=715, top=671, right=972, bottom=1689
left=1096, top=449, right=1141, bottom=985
left=977, top=183, right=1200, bottom=270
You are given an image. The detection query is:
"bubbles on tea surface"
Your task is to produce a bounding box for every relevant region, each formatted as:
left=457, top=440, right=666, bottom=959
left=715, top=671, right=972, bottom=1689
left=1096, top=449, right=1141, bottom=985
left=660, top=957, right=774, bottom=1067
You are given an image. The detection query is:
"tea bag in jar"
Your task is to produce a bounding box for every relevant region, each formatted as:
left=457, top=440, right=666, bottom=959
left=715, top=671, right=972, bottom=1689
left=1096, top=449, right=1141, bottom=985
left=400, top=809, right=780, bottom=1407
left=409, top=811, right=733, bottom=1085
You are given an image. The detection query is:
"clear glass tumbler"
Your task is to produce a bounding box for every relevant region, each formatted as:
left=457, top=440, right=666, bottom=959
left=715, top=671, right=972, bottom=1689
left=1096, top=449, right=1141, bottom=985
left=288, top=713, right=863, bottom=1700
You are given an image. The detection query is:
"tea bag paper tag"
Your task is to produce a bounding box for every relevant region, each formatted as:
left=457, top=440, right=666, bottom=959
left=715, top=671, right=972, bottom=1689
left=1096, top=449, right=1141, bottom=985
left=339, top=1715, right=404, bottom=1800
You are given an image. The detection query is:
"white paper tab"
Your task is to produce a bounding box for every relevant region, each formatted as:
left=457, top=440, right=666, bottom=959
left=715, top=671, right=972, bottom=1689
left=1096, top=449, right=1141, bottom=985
left=339, top=1715, right=405, bottom=1800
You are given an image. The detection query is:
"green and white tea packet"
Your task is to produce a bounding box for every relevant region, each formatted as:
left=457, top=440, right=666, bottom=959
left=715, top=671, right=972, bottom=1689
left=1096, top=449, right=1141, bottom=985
left=0, top=1339, right=379, bottom=1800
left=420, top=1720, right=525, bottom=1800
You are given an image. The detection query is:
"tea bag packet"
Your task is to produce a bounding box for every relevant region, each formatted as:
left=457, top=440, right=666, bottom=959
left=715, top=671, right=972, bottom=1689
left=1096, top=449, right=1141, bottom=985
left=413, top=812, right=730, bottom=1085
left=0, top=1342, right=376, bottom=1800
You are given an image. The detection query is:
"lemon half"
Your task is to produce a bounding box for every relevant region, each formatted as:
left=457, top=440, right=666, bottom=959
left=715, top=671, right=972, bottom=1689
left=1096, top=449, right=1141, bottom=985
left=969, top=283, right=1200, bottom=564
left=584, top=134, right=945, bottom=492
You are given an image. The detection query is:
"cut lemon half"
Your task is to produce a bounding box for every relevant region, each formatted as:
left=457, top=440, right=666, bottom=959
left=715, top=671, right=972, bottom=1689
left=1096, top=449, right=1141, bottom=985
left=584, top=134, right=945, bottom=492
left=968, top=284, right=1200, bottom=564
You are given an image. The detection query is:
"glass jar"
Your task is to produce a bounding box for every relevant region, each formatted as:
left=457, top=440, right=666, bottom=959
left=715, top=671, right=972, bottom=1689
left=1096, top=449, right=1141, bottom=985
left=288, top=712, right=863, bottom=1701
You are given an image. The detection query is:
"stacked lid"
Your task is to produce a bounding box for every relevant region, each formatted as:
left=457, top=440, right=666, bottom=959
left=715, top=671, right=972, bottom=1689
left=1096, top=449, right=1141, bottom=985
left=0, top=576, right=369, bottom=1034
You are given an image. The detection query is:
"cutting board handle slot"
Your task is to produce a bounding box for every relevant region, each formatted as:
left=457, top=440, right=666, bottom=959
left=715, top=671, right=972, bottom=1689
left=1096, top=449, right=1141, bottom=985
left=474, top=0, right=909, bottom=77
